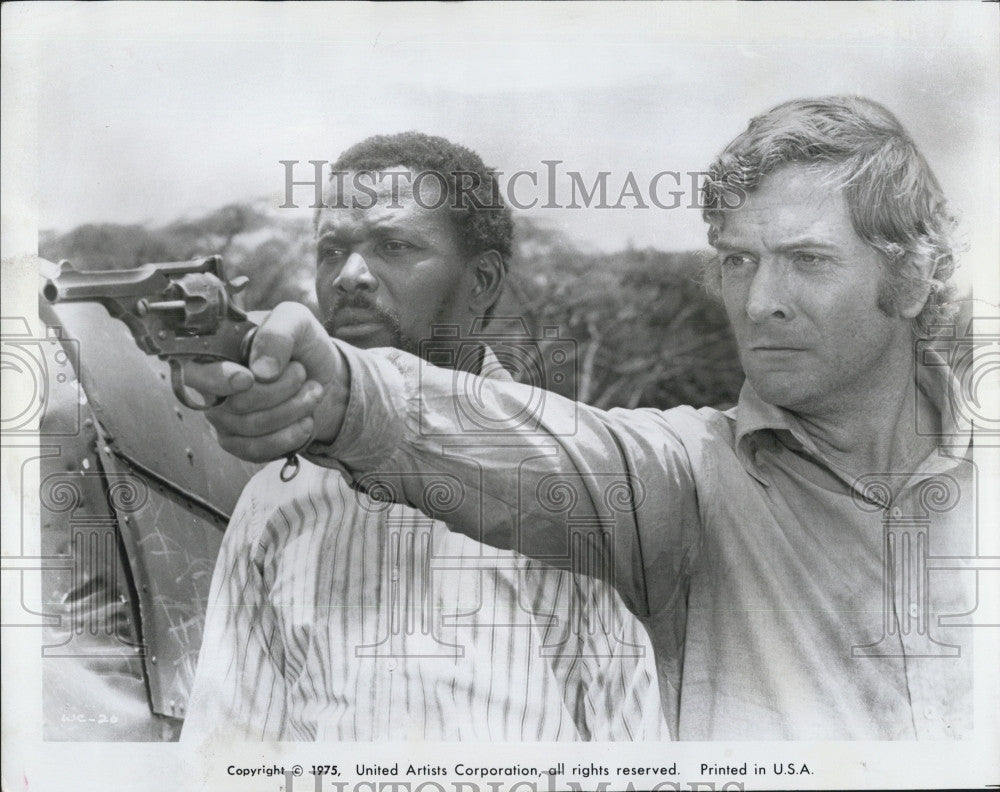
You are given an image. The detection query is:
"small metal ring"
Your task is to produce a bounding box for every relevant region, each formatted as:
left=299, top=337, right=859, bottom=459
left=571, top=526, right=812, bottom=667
left=280, top=454, right=300, bottom=482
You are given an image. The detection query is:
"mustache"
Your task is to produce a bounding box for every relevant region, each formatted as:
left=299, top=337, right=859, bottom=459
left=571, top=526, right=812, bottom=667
left=322, top=294, right=400, bottom=332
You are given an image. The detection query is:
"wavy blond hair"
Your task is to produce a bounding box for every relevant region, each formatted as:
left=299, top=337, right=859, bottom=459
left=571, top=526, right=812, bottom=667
left=702, top=96, right=958, bottom=335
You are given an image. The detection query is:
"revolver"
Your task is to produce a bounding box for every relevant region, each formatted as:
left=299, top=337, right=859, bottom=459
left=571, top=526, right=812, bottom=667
left=43, top=255, right=304, bottom=480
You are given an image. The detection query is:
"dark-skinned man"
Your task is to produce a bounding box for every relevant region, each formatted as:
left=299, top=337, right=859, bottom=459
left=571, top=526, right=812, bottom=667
left=183, top=132, right=665, bottom=741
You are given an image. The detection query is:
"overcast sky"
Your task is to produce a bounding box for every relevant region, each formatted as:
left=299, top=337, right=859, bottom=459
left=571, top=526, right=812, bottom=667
left=4, top=2, right=998, bottom=292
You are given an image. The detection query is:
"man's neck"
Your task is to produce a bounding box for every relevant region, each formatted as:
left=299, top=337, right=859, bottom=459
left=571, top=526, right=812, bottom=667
left=791, top=347, right=938, bottom=479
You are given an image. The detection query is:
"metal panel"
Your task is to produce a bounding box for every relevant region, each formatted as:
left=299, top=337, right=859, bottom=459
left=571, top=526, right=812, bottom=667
left=39, top=327, right=176, bottom=740
left=41, top=282, right=260, bottom=731
left=43, top=299, right=257, bottom=517
left=96, top=443, right=225, bottom=721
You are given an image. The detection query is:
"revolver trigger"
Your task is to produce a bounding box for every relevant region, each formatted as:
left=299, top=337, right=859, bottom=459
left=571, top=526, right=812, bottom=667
left=168, top=358, right=225, bottom=411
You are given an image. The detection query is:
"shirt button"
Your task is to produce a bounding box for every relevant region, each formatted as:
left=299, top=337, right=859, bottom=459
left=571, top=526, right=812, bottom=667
left=909, top=604, right=920, bottom=618
left=924, top=706, right=936, bottom=719
left=387, top=659, right=398, bottom=672
left=390, top=568, right=399, bottom=582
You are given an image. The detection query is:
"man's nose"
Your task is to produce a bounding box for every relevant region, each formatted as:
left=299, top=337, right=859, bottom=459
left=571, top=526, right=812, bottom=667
left=745, top=259, right=793, bottom=323
left=333, top=252, right=378, bottom=293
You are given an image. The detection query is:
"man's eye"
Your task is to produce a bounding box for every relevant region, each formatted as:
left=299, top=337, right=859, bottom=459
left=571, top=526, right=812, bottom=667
left=792, top=252, right=824, bottom=267
left=381, top=240, right=413, bottom=253
left=317, top=246, right=347, bottom=263
left=722, top=254, right=753, bottom=268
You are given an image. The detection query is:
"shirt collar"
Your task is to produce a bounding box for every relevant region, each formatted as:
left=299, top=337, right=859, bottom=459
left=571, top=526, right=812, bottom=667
left=733, top=344, right=972, bottom=478
left=479, top=345, right=514, bottom=383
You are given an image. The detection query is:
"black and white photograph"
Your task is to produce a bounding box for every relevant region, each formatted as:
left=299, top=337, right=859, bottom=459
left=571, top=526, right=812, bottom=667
left=2, top=2, right=998, bottom=790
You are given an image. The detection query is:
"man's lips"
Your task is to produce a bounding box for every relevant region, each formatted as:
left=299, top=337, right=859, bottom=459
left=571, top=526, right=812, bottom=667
left=332, top=308, right=379, bottom=324
left=334, top=322, right=384, bottom=338
left=325, top=309, right=386, bottom=338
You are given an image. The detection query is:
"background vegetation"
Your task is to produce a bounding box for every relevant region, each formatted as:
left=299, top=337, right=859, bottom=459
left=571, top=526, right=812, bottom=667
left=40, top=200, right=746, bottom=411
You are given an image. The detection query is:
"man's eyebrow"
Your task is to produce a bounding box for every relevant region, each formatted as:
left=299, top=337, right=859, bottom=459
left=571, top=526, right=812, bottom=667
left=770, top=237, right=840, bottom=253
left=711, top=235, right=840, bottom=252
left=316, top=229, right=345, bottom=244
left=316, top=217, right=427, bottom=244
left=367, top=214, right=432, bottom=236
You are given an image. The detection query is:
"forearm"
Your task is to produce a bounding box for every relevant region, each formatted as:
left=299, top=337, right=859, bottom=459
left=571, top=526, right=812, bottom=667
left=307, top=342, right=693, bottom=615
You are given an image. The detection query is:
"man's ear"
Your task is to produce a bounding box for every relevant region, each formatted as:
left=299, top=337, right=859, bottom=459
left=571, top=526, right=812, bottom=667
left=467, top=250, right=505, bottom=315
left=896, top=254, right=937, bottom=320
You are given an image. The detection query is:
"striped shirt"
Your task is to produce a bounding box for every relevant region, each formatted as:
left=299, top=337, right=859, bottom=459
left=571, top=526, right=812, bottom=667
left=183, top=353, right=665, bottom=741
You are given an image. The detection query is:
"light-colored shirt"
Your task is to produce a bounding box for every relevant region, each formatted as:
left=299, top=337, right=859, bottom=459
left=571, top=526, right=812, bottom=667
left=313, top=341, right=977, bottom=740
left=183, top=351, right=666, bottom=742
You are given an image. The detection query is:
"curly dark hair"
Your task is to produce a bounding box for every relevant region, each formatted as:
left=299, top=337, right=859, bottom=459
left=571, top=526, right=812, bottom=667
left=328, top=131, right=514, bottom=268
left=701, top=96, right=958, bottom=336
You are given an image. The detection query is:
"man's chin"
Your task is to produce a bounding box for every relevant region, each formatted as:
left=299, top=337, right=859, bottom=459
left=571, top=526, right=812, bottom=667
left=332, top=324, right=395, bottom=349
left=744, top=369, right=815, bottom=412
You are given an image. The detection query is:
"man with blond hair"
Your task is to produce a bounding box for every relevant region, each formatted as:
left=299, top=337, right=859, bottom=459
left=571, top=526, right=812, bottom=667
left=186, top=98, right=976, bottom=740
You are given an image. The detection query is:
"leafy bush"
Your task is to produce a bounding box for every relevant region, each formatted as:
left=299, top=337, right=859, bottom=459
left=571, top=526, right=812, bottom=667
left=41, top=203, right=743, bottom=410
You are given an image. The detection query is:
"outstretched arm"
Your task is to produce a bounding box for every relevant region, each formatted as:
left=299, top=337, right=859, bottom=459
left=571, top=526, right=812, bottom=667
left=182, top=304, right=702, bottom=618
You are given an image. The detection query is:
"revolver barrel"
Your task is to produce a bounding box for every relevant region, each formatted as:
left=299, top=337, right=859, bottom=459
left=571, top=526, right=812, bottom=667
left=42, top=257, right=222, bottom=304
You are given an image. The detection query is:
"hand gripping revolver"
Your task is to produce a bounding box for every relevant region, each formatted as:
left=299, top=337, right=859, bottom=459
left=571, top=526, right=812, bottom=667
left=43, top=256, right=304, bottom=480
